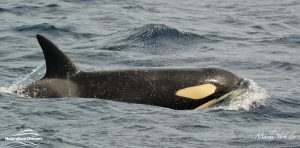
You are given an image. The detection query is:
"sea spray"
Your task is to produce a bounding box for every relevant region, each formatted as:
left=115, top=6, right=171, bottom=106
left=0, top=64, right=45, bottom=95
left=215, top=79, right=270, bottom=111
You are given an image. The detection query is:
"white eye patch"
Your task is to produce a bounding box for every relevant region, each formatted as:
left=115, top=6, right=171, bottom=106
left=175, top=84, right=216, bottom=99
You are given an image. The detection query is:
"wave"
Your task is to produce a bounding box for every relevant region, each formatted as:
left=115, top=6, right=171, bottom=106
left=269, top=61, right=299, bottom=71
left=1, top=3, right=60, bottom=16
left=251, top=60, right=300, bottom=71
left=259, top=35, right=300, bottom=47
left=0, top=7, right=8, bottom=12
left=14, top=23, right=72, bottom=32
left=11, top=5, right=41, bottom=11
left=274, top=35, right=300, bottom=45
left=235, top=60, right=300, bottom=72
left=13, top=23, right=97, bottom=38
left=102, top=24, right=219, bottom=52
left=123, top=24, right=218, bottom=44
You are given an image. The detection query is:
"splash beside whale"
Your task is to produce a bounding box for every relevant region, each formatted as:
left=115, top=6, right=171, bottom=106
left=16, top=34, right=247, bottom=110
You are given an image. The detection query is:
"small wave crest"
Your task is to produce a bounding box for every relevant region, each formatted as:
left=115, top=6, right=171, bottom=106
left=125, top=24, right=204, bottom=42
left=0, top=64, right=45, bottom=96
left=0, top=7, right=8, bottom=12
left=269, top=61, right=299, bottom=71
left=120, top=24, right=219, bottom=45
left=14, top=23, right=71, bottom=33
left=215, top=79, right=270, bottom=111
left=13, top=23, right=97, bottom=38
left=259, top=35, right=300, bottom=47
left=2, top=3, right=60, bottom=15
left=102, top=24, right=219, bottom=53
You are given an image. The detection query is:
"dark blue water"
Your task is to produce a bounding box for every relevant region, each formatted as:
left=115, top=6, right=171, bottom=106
left=1, top=0, right=299, bottom=147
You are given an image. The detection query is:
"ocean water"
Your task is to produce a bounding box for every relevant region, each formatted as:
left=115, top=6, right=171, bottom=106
left=0, top=0, right=299, bottom=147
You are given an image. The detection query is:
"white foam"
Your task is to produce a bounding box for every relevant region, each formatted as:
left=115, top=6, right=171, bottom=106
left=0, top=64, right=45, bottom=95
left=216, top=79, right=270, bottom=111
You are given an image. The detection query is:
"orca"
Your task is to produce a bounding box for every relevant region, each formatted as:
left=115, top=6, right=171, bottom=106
left=17, top=34, right=245, bottom=110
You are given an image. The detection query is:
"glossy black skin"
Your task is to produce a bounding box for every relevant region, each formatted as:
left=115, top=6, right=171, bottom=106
left=21, top=68, right=241, bottom=110
left=18, top=34, right=242, bottom=110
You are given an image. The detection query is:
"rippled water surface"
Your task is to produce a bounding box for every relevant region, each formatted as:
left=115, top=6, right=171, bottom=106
left=0, top=0, right=299, bottom=147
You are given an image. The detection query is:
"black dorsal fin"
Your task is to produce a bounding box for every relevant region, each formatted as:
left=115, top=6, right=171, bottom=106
left=36, top=34, right=80, bottom=79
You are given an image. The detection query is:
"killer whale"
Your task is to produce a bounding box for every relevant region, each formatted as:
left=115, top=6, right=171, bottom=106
left=17, top=34, right=244, bottom=110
